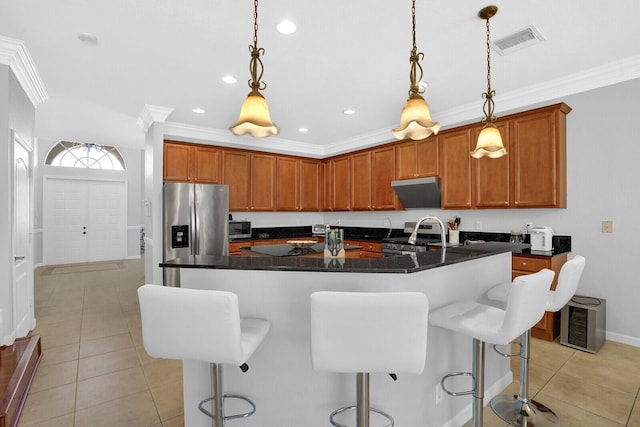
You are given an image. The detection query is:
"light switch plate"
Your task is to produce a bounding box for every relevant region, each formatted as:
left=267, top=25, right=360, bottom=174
left=602, top=220, right=613, bottom=233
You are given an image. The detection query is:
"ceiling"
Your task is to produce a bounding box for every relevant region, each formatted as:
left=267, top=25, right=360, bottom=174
left=2, top=0, right=640, bottom=157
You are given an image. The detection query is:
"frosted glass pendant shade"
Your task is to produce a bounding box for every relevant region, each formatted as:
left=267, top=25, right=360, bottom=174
left=471, top=124, right=507, bottom=158
left=392, top=95, right=440, bottom=140
left=229, top=92, right=279, bottom=137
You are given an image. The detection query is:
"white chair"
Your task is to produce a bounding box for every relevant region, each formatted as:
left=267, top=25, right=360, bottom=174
left=429, top=269, right=555, bottom=427
left=137, top=284, right=270, bottom=427
left=310, top=291, right=429, bottom=427
left=489, top=256, right=586, bottom=426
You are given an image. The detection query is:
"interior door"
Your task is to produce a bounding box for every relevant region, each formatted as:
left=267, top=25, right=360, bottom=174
left=44, top=178, right=127, bottom=265
left=13, top=133, right=35, bottom=337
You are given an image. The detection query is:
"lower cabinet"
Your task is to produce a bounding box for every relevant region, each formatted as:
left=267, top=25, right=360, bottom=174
left=512, top=252, right=568, bottom=341
left=344, top=240, right=382, bottom=258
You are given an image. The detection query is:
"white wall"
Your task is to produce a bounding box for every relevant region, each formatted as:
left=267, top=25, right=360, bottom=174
left=229, top=78, right=640, bottom=346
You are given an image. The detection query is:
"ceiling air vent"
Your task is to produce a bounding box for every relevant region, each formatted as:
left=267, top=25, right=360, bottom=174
left=492, top=25, right=545, bottom=55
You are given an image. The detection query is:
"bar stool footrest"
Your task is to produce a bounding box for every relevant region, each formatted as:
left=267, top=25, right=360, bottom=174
left=198, top=393, right=257, bottom=422
left=492, top=342, right=522, bottom=358
left=329, top=405, right=394, bottom=427
left=490, top=393, right=560, bottom=426
left=441, top=371, right=475, bottom=397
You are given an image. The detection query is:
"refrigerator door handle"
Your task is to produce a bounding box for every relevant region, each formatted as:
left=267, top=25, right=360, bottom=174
left=191, top=185, right=198, bottom=255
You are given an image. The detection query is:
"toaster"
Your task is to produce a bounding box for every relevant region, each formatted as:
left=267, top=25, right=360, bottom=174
left=530, top=226, right=553, bottom=251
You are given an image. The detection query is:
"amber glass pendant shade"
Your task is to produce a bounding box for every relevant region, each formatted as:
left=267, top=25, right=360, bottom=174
left=471, top=123, right=506, bottom=158
left=229, top=92, right=279, bottom=137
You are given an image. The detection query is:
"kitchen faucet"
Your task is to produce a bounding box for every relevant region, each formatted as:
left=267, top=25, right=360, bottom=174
left=408, top=215, right=447, bottom=247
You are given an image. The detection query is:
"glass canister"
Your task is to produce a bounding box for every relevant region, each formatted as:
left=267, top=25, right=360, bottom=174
left=510, top=229, right=524, bottom=243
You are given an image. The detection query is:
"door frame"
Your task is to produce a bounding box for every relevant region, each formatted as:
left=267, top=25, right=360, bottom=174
left=43, top=175, right=128, bottom=265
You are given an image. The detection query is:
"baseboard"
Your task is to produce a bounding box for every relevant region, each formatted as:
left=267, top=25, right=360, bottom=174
left=606, top=331, right=640, bottom=347
left=0, top=335, right=42, bottom=427
left=441, top=371, right=513, bottom=427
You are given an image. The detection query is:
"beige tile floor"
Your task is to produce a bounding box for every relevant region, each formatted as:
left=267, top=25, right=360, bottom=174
left=17, top=257, right=640, bottom=426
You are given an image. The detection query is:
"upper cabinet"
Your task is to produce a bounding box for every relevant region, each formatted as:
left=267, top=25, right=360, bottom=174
left=163, top=102, right=569, bottom=212
left=163, top=141, right=221, bottom=183
left=440, top=128, right=473, bottom=209
left=275, top=157, right=323, bottom=211
left=395, top=138, right=438, bottom=179
left=328, top=156, right=351, bottom=211
left=509, top=104, right=570, bottom=208
left=471, top=121, right=510, bottom=208
left=439, top=102, right=570, bottom=209
left=222, top=150, right=251, bottom=211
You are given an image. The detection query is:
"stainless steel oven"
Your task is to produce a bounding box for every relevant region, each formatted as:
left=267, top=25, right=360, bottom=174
left=381, top=221, right=443, bottom=257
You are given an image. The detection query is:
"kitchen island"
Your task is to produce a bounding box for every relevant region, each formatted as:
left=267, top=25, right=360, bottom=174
left=161, top=243, right=526, bottom=427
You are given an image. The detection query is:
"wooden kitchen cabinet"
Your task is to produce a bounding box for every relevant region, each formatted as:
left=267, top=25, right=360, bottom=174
left=275, top=157, right=322, bottom=211
left=471, top=121, right=510, bottom=208
left=222, top=150, right=251, bottom=211
left=395, top=137, right=439, bottom=179
left=250, top=154, right=276, bottom=211
left=510, top=103, right=570, bottom=208
left=371, top=146, right=397, bottom=210
left=350, top=151, right=372, bottom=210
left=512, top=252, right=568, bottom=341
left=276, top=157, right=299, bottom=211
left=329, top=156, right=351, bottom=211
left=163, top=141, right=221, bottom=183
left=440, top=128, right=473, bottom=209
left=300, top=159, right=322, bottom=211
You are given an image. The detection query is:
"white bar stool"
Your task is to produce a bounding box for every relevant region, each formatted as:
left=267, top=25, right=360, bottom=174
left=488, top=256, right=585, bottom=426
left=137, top=284, right=270, bottom=427
left=310, top=291, right=429, bottom=427
left=429, top=269, right=554, bottom=427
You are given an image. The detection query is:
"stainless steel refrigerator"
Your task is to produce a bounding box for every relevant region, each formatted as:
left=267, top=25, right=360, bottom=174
left=163, top=183, right=229, bottom=286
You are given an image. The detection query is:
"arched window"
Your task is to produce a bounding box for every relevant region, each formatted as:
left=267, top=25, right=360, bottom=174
left=45, top=141, right=126, bottom=170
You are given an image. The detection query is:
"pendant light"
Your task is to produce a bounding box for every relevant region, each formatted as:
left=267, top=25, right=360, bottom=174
left=230, top=0, right=279, bottom=137
left=392, top=0, right=440, bottom=140
left=470, top=5, right=506, bottom=159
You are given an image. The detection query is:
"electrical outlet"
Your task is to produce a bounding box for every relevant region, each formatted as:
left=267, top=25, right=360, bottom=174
left=602, top=220, right=613, bottom=233
left=475, top=221, right=483, bottom=231
left=435, top=383, right=443, bottom=405
left=525, top=222, right=533, bottom=233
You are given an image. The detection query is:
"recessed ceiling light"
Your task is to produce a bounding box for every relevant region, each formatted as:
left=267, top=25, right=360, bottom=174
left=298, top=127, right=309, bottom=133
left=276, top=20, right=297, bottom=35
left=77, top=32, right=98, bottom=44
left=343, top=109, right=356, bottom=115
left=222, top=75, right=237, bottom=84
left=192, top=108, right=205, bottom=114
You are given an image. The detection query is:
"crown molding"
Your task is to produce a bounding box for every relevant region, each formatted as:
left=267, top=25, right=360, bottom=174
left=137, top=104, right=174, bottom=131
left=0, top=35, right=48, bottom=107
left=160, top=55, right=640, bottom=157
left=163, top=121, right=325, bottom=158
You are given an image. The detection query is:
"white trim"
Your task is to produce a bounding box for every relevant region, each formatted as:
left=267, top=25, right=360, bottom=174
left=137, top=104, right=174, bottom=132
left=0, top=35, right=48, bottom=107
left=163, top=121, right=325, bottom=158
left=606, top=331, right=640, bottom=348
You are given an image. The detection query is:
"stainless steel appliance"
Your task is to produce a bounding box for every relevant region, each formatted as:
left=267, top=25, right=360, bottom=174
left=163, top=183, right=229, bottom=286
left=560, top=295, right=606, bottom=353
left=229, top=220, right=252, bottom=239
left=381, top=221, right=443, bottom=257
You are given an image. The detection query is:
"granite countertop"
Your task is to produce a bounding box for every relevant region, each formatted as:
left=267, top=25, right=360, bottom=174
left=240, top=242, right=360, bottom=257
left=161, top=241, right=529, bottom=274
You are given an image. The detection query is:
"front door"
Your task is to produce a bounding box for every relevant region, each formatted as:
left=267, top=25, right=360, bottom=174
left=43, top=178, right=127, bottom=265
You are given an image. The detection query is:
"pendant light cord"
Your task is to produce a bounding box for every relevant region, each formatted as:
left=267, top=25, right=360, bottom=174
left=482, top=16, right=496, bottom=124
left=408, top=0, right=425, bottom=97
left=248, top=0, right=266, bottom=93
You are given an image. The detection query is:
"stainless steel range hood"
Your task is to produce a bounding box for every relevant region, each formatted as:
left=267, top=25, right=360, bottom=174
left=391, top=177, right=442, bottom=209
